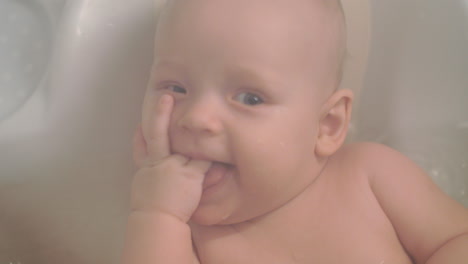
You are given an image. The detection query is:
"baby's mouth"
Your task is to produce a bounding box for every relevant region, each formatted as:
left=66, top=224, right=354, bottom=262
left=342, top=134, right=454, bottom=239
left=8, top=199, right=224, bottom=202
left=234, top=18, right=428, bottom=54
left=203, top=162, right=233, bottom=190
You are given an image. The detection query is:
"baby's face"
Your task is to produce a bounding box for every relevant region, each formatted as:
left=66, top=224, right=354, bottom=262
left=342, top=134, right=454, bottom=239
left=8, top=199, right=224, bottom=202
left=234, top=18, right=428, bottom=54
left=143, top=0, right=344, bottom=225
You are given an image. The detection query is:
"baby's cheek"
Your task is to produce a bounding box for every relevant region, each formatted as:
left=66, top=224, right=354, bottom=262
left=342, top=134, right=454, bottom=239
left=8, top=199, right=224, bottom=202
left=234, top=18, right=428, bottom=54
left=167, top=122, right=179, bottom=149
left=167, top=110, right=187, bottom=152
left=236, top=136, right=285, bottom=176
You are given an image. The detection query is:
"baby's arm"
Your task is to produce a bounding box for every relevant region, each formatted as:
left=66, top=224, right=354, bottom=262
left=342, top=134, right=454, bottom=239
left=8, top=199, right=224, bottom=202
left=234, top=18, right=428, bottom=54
left=121, top=95, right=209, bottom=264
left=362, top=143, right=468, bottom=264
left=122, top=212, right=195, bottom=263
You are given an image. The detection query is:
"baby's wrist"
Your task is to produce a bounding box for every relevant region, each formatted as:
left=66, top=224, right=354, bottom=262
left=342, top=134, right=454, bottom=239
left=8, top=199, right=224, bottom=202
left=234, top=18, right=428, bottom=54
left=123, top=209, right=193, bottom=264
left=131, top=200, right=195, bottom=223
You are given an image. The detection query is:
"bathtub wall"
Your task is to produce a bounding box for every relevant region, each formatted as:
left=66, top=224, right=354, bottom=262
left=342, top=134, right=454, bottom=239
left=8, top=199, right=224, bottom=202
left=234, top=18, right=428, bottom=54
left=0, top=0, right=157, bottom=263
left=355, top=0, right=468, bottom=206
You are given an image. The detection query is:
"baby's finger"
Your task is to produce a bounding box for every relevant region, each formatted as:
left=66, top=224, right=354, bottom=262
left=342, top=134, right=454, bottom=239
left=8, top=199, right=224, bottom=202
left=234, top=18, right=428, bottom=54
left=132, top=124, right=147, bottom=168
left=186, top=159, right=212, bottom=174
left=145, top=94, right=173, bottom=161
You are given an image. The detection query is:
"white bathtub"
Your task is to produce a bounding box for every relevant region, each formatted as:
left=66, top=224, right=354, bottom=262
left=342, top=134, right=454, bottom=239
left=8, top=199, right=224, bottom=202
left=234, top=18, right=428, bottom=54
left=0, top=0, right=466, bottom=263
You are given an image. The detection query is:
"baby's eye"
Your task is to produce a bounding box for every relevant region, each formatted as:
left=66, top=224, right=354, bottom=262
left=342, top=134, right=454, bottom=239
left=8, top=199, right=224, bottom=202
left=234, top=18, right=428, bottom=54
left=166, top=85, right=187, bottom=94
left=234, top=92, right=264, bottom=106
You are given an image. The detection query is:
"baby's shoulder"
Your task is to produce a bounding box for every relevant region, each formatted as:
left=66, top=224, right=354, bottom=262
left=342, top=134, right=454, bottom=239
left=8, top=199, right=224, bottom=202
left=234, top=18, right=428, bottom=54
left=333, top=141, right=411, bottom=176
left=334, top=142, right=468, bottom=264
left=330, top=141, right=427, bottom=191
left=329, top=142, right=468, bottom=264
left=336, top=141, right=401, bottom=160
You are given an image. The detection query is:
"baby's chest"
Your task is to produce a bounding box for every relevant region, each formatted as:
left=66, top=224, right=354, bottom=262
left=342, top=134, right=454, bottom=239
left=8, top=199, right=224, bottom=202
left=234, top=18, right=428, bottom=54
left=195, top=180, right=413, bottom=264
left=196, top=227, right=413, bottom=264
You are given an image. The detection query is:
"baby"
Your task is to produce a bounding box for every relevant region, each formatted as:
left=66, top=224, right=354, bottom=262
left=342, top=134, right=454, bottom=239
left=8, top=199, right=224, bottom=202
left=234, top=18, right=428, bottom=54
left=122, top=0, right=468, bottom=263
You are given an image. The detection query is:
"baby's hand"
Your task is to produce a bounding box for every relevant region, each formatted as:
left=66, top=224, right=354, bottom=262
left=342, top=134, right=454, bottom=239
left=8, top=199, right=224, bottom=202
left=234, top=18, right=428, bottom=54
left=131, top=94, right=211, bottom=223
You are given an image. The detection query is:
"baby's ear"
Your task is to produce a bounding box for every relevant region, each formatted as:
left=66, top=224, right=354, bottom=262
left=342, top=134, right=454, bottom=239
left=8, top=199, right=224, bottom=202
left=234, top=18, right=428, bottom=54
left=315, top=89, right=353, bottom=157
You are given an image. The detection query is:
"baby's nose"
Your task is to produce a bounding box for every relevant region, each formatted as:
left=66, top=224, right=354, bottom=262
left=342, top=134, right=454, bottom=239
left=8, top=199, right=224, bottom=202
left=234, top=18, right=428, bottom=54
left=176, top=100, right=223, bottom=136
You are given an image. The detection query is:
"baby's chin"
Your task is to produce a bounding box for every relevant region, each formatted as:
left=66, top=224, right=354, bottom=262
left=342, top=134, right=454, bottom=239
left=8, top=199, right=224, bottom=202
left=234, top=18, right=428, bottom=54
left=190, top=201, right=260, bottom=226
left=190, top=204, right=235, bottom=226
left=190, top=199, right=275, bottom=226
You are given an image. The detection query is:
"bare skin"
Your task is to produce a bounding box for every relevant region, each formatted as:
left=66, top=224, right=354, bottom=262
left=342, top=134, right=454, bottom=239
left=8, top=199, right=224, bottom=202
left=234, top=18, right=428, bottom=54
left=121, top=0, right=468, bottom=263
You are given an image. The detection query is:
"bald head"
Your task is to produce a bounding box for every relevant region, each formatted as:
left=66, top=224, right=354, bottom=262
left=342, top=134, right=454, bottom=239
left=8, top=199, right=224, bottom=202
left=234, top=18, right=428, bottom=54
left=322, top=0, right=347, bottom=88
left=154, top=0, right=347, bottom=93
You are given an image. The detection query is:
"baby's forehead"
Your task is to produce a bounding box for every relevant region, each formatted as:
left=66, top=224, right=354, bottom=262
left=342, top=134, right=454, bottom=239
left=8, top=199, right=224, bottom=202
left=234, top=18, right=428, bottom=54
left=157, top=0, right=346, bottom=89
left=158, top=0, right=345, bottom=51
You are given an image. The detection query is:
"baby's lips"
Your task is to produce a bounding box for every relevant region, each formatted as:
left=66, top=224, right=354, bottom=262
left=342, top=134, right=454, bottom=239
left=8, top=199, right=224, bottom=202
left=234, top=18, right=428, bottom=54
left=203, top=162, right=231, bottom=190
